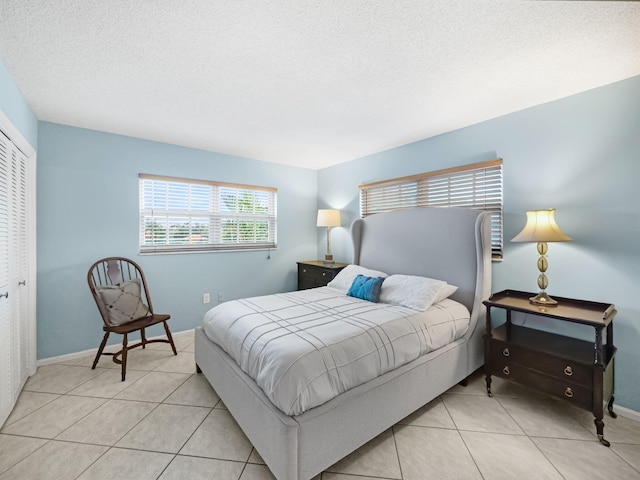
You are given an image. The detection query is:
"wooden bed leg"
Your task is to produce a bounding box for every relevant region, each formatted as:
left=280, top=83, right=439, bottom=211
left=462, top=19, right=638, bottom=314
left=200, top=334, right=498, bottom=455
left=196, top=363, right=202, bottom=374
left=458, top=377, right=469, bottom=387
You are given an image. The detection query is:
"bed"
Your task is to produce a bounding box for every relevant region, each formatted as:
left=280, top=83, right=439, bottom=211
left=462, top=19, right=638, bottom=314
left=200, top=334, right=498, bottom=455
left=194, top=206, right=492, bottom=480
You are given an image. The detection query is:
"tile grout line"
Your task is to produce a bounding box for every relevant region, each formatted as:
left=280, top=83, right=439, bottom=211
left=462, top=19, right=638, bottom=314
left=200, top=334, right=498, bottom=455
left=153, top=453, right=179, bottom=480
left=390, top=424, right=404, bottom=480
left=1, top=392, right=62, bottom=428
left=447, top=395, right=487, bottom=480
left=607, top=444, right=640, bottom=476
left=0, top=436, right=50, bottom=476
left=492, top=396, right=568, bottom=480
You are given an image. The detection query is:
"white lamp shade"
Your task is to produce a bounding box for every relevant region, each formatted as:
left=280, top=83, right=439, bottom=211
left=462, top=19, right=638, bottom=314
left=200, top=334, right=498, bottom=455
left=512, top=209, right=572, bottom=243
left=317, top=209, right=341, bottom=227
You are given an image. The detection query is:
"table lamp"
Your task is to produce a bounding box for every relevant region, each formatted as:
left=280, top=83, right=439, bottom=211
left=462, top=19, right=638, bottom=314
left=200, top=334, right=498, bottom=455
left=512, top=208, right=572, bottom=305
left=317, top=209, right=341, bottom=264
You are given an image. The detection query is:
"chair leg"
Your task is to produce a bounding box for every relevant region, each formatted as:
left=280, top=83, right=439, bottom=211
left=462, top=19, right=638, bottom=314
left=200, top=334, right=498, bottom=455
left=141, top=328, right=147, bottom=349
left=163, top=321, right=178, bottom=355
left=121, top=333, right=128, bottom=381
left=93, top=332, right=110, bottom=369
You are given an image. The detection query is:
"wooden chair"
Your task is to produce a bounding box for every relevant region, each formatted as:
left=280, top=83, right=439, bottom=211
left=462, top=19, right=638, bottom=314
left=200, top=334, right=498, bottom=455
left=87, top=257, right=177, bottom=380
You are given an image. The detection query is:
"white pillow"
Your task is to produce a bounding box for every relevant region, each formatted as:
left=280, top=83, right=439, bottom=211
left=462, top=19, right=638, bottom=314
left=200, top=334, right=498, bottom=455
left=96, top=279, right=150, bottom=326
left=379, top=274, right=448, bottom=311
left=435, top=284, right=458, bottom=304
left=327, top=264, right=388, bottom=293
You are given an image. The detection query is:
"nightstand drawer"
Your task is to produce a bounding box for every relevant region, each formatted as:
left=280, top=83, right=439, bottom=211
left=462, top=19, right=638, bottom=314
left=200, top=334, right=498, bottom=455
left=492, top=362, right=592, bottom=410
left=299, top=265, right=333, bottom=282
left=297, top=261, right=348, bottom=290
left=488, top=338, right=593, bottom=388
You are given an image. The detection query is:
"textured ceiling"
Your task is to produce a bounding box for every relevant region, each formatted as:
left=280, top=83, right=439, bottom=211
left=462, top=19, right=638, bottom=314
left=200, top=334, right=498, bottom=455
left=1, top=1, right=639, bottom=169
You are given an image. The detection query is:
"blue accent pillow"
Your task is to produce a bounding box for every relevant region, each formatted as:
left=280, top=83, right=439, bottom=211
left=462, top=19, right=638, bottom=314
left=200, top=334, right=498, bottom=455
left=347, top=274, right=385, bottom=303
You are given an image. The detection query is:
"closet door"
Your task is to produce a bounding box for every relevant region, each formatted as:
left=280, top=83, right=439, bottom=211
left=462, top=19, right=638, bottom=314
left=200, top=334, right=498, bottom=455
left=11, top=144, right=29, bottom=394
left=0, top=131, right=12, bottom=424
left=0, top=128, right=35, bottom=427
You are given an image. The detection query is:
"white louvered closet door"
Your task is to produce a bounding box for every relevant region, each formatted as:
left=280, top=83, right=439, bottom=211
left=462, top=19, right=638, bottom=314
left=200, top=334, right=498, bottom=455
left=0, top=128, right=35, bottom=428
left=0, top=132, right=11, bottom=424
left=11, top=141, right=29, bottom=397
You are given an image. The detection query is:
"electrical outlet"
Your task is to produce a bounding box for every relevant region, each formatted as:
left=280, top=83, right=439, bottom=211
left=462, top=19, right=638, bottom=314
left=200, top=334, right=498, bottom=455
left=218, top=292, right=224, bottom=302
left=203, top=293, right=210, bottom=304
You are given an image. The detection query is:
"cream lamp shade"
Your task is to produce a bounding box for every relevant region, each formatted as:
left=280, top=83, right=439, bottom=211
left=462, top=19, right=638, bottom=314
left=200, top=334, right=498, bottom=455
left=317, top=209, right=341, bottom=263
left=316, top=209, right=341, bottom=228
left=511, top=209, right=572, bottom=243
left=512, top=209, right=572, bottom=306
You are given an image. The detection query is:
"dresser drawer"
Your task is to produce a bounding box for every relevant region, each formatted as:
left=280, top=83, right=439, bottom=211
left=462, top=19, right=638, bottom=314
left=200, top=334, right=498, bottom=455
left=491, top=362, right=592, bottom=410
left=488, top=338, right=593, bottom=388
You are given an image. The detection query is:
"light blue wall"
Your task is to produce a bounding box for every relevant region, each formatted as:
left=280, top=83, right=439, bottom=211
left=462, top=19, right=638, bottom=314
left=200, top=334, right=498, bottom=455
left=318, top=75, right=640, bottom=412
left=0, top=60, right=38, bottom=148
left=37, top=122, right=318, bottom=359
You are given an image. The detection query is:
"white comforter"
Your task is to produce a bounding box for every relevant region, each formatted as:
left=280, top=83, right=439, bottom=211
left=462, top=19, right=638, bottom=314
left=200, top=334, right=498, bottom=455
left=202, top=286, right=470, bottom=415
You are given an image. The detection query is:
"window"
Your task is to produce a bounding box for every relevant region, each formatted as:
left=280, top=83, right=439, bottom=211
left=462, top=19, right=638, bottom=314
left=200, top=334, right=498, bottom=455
left=139, top=174, right=277, bottom=254
left=359, top=159, right=503, bottom=259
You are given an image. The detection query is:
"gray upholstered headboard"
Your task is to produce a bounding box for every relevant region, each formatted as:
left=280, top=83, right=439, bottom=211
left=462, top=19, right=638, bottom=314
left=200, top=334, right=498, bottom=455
left=351, top=207, right=492, bottom=315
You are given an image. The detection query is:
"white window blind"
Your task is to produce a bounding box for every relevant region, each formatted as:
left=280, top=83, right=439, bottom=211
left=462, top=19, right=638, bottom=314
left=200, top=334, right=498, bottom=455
left=360, top=159, right=503, bottom=258
left=139, top=174, right=277, bottom=254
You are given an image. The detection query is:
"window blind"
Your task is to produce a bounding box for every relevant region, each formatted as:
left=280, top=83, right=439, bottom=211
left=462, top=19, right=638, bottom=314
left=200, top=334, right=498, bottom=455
left=139, top=174, right=277, bottom=254
left=360, top=159, right=503, bottom=258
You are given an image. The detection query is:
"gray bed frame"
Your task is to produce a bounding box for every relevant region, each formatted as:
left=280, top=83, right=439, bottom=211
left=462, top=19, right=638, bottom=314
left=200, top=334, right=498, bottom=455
left=194, top=207, right=492, bottom=480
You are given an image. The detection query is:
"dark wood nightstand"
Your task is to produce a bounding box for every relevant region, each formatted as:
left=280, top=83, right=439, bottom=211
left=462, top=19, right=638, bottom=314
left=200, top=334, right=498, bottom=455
left=483, top=289, right=617, bottom=446
left=297, top=260, right=348, bottom=290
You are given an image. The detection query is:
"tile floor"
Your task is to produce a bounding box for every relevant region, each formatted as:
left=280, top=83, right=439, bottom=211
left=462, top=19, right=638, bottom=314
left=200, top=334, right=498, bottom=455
left=2, top=330, right=640, bottom=480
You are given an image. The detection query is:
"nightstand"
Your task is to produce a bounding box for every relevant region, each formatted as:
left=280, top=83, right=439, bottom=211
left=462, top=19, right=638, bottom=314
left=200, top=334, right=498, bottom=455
left=297, top=260, right=348, bottom=290
left=483, top=289, right=617, bottom=446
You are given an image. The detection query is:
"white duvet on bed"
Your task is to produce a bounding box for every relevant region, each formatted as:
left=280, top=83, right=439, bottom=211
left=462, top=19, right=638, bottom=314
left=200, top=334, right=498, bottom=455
left=202, top=286, right=470, bottom=415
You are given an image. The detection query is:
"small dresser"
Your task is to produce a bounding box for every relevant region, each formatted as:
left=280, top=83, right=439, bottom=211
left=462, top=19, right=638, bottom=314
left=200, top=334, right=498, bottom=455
left=483, top=289, right=616, bottom=446
left=297, top=260, right=348, bottom=290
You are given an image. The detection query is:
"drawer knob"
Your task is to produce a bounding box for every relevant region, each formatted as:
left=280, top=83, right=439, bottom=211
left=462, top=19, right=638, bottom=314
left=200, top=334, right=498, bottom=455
left=322, top=272, right=326, bottom=276
left=565, top=387, right=574, bottom=398
left=502, top=348, right=510, bottom=357
left=502, top=366, right=510, bottom=375
left=564, top=366, right=573, bottom=376
left=302, top=269, right=307, bottom=273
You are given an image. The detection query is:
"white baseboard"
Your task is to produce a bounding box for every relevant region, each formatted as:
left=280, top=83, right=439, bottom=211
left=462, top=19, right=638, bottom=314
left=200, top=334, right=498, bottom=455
left=615, top=404, right=640, bottom=423
left=36, top=328, right=195, bottom=367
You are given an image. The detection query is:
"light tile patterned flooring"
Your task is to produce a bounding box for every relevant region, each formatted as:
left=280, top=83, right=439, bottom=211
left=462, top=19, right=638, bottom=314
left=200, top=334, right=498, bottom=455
left=2, top=330, right=640, bottom=480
